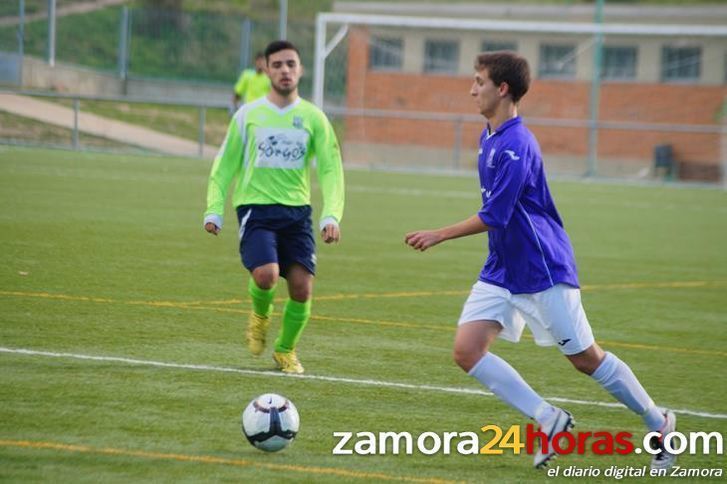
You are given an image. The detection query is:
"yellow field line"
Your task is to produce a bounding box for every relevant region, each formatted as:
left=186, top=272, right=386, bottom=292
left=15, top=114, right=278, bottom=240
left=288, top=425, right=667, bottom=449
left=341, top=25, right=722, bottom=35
left=0, top=291, right=117, bottom=304
left=315, top=290, right=468, bottom=301
left=172, top=280, right=727, bottom=306
left=0, top=291, right=443, bottom=330
left=310, top=313, right=443, bottom=331
left=186, top=291, right=466, bottom=305
left=0, top=439, right=455, bottom=483
left=316, top=280, right=727, bottom=301
left=596, top=339, right=727, bottom=358
left=184, top=298, right=244, bottom=306
left=0, top=291, right=192, bottom=309
left=2, top=287, right=726, bottom=358
left=147, top=304, right=448, bottom=332
left=581, top=280, right=727, bottom=291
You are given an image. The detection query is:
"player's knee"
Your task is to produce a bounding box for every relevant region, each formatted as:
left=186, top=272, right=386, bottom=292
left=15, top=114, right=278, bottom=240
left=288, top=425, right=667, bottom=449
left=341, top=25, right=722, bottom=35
left=569, top=356, right=600, bottom=375
left=453, top=345, right=485, bottom=373
left=289, top=285, right=312, bottom=302
left=253, top=268, right=278, bottom=289
left=567, top=344, right=605, bottom=375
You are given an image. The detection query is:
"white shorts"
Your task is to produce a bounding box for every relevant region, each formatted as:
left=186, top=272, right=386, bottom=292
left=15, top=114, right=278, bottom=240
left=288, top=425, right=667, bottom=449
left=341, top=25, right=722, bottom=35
left=458, top=281, right=595, bottom=355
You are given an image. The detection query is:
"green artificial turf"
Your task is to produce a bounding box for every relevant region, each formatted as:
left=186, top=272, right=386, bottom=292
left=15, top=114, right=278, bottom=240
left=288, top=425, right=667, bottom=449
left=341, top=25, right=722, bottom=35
left=0, top=146, right=725, bottom=482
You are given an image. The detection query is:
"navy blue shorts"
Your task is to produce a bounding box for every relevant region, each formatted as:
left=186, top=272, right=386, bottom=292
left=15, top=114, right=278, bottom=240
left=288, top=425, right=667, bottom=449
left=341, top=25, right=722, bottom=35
left=236, top=204, right=316, bottom=277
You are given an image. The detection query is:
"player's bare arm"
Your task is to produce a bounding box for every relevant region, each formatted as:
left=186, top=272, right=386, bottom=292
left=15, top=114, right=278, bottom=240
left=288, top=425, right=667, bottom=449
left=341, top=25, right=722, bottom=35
left=405, top=214, right=489, bottom=251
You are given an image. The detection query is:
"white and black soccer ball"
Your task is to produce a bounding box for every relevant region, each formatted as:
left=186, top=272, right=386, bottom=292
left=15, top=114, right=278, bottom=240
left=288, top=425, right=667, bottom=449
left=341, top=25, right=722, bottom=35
left=241, top=393, right=299, bottom=452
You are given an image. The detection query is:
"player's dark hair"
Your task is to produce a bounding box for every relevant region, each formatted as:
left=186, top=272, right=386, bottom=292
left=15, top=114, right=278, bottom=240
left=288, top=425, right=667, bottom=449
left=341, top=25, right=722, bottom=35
left=254, top=51, right=265, bottom=60
left=264, top=40, right=300, bottom=63
left=475, top=51, right=530, bottom=103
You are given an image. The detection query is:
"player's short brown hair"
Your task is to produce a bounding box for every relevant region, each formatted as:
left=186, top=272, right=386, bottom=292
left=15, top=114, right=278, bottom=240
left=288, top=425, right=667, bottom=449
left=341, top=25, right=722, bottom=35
left=475, top=51, right=531, bottom=103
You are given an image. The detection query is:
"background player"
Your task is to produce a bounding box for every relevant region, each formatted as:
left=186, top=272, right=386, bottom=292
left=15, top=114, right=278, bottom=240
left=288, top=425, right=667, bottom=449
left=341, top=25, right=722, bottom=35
left=231, top=52, right=271, bottom=113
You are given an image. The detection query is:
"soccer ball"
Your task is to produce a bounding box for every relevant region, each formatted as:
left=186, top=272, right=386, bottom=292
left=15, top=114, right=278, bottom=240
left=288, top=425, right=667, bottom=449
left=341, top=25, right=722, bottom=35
left=241, top=393, right=299, bottom=452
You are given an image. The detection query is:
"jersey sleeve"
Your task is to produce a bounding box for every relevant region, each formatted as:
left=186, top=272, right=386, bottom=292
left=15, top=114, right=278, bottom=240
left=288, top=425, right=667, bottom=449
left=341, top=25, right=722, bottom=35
left=312, top=111, right=345, bottom=227
left=204, top=114, right=245, bottom=227
left=477, top=148, right=528, bottom=229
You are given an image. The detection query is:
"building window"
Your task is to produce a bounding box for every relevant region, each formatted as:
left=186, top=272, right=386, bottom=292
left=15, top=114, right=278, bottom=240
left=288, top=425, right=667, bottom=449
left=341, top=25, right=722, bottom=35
left=661, top=46, right=701, bottom=82
left=481, top=40, right=517, bottom=53
left=369, top=37, right=403, bottom=71
left=539, top=44, right=576, bottom=79
left=424, top=40, right=459, bottom=74
left=602, top=46, right=637, bottom=80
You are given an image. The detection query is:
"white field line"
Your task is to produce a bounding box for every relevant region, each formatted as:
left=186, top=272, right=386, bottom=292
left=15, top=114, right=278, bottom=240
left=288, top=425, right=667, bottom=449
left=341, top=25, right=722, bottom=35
left=1, top=347, right=725, bottom=421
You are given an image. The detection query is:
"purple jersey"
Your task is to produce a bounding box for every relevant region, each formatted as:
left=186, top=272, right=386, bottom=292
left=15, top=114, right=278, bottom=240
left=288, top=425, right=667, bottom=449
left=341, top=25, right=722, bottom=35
left=476, top=116, right=579, bottom=294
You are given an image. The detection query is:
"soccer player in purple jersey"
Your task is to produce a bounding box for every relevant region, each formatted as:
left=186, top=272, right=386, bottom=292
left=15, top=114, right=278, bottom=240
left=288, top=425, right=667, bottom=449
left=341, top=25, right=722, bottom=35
left=405, top=51, right=676, bottom=471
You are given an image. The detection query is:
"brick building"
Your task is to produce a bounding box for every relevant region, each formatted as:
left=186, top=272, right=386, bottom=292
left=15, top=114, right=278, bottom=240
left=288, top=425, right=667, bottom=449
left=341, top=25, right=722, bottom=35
left=332, top=2, right=727, bottom=180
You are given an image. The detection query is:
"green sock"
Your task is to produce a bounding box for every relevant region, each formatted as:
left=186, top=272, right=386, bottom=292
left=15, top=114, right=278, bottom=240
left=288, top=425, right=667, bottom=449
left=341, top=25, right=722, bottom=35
left=248, top=278, right=275, bottom=317
left=274, top=298, right=312, bottom=353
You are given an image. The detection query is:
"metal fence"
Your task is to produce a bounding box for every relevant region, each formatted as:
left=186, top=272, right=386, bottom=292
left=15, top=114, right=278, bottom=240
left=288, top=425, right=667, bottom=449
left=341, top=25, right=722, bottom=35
left=0, top=89, right=228, bottom=157
left=2, top=2, right=727, bottom=186
left=0, top=2, right=315, bottom=93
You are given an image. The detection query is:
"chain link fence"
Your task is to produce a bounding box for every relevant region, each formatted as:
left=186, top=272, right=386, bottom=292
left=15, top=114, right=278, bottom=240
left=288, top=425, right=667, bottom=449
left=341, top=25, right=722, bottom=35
left=0, top=3, right=316, bottom=92
left=2, top=2, right=726, bottom=185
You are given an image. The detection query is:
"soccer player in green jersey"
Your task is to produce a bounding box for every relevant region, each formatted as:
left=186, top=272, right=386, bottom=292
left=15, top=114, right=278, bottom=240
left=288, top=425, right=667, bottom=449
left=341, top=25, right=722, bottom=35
left=204, top=40, right=344, bottom=374
left=232, top=52, right=272, bottom=112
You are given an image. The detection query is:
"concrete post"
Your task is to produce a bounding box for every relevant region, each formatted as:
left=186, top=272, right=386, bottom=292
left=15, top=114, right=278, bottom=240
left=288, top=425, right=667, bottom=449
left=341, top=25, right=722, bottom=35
left=118, top=6, right=130, bottom=81
left=586, top=0, right=604, bottom=177
left=72, top=98, right=79, bottom=150
left=721, top=97, right=727, bottom=189
left=18, top=0, right=25, bottom=85
left=240, top=18, right=252, bottom=72
left=453, top=117, right=463, bottom=170
left=47, top=0, right=56, bottom=67
left=279, top=0, right=288, bottom=40
left=198, top=106, right=206, bottom=158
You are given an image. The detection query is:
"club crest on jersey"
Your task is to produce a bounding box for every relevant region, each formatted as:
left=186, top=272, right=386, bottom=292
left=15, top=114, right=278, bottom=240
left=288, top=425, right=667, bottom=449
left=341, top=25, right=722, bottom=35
left=292, top=116, right=303, bottom=129
left=504, top=150, right=520, bottom=160
left=486, top=148, right=496, bottom=168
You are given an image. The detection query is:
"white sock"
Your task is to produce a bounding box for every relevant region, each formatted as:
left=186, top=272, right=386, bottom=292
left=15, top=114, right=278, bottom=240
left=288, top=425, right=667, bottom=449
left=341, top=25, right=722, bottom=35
left=591, top=352, right=666, bottom=431
left=468, top=352, right=553, bottom=421
left=534, top=402, right=558, bottom=426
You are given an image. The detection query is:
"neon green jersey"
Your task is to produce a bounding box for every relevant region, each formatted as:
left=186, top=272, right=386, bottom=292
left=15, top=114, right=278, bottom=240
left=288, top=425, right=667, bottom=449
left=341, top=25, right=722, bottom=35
left=233, top=69, right=271, bottom=104
left=205, top=97, right=345, bottom=230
